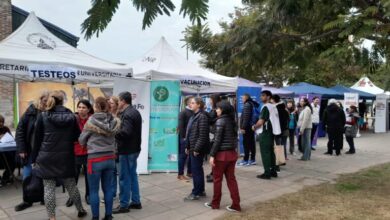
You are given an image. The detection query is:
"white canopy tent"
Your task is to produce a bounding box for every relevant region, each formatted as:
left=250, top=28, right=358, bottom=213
left=351, top=77, right=385, bottom=95
left=128, top=37, right=237, bottom=93
left=0, top=12, right=132, bottom=84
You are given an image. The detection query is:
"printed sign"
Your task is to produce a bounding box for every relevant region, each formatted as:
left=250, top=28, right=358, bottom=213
left=148, top=81, right=181, bottom=172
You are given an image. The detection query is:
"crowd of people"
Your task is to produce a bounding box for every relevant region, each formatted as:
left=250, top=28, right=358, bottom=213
left=0, top=89, right=364, bottom=219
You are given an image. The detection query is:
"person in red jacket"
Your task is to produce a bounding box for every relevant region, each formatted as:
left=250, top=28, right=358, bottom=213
left=66, top=100, right=94, bottom=207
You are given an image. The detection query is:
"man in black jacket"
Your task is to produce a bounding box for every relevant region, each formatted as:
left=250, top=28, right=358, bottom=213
left=178, top=96, right=193, bottom=181
left=239, top=94, right=259, bottom=166
left=113, top=92, right=143, bottom=214
left=323, top=99, right=346, bottom=156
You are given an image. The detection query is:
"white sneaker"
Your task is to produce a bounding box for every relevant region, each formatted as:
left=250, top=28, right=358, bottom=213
left=226, top=206, right=240, bottom=212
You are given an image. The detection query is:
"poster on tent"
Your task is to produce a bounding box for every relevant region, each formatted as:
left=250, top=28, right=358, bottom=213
left=113, top=78, right=150, bottom=174
left=18, top=81, right=111, bottom=116
left=375, top=94, right=388, bottom=133
left=344, top=93, right=359, bottom=111
left=236, top=86, right=262, bottom=156
left=148, top=81, right=180, bottom=172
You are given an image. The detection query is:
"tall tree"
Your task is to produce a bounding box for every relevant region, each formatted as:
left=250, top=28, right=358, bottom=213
left=184, top=0, right=389, bottom=87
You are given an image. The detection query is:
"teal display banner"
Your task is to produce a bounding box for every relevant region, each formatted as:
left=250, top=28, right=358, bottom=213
left=148, top=81, right=180, bottom=172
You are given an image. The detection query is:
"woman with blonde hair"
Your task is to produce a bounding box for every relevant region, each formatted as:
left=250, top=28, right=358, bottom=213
left=14, top=91, right=50, bottom=211
left=32, top=91, right=87, bottom=220
left=108, top=96, right=119, bottom=117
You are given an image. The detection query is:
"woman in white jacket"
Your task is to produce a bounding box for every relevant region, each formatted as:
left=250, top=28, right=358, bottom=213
left=297, top=98, right=313, bottom=161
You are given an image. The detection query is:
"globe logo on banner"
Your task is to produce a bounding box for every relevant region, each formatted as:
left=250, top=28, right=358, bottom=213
left=27, top=33, right=56, bottom=50
left=153, top=86, right=169, bottom=102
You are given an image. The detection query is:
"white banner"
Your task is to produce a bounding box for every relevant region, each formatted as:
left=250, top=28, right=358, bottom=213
left=375, top=94, right=389, bottom=133
left=28, top=64, right=130, bottom=80
left=113, top=78, right=150, bottom=174
left=344, top=93, right=359, bottom=111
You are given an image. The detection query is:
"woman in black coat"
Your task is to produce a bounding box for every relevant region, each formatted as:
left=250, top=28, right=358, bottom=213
left=32, top=91, right=87, bottom=220
left=205, top=101, right=241, bottom=212
left=184, top=97, right=210, bottom=201
left=14, top=91, right=49, bottom=212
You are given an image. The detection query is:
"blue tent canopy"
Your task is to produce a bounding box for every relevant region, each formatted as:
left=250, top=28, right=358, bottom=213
left=329, top=85, right=376, bottom=100
left=284, top=82, right=344, bottom=99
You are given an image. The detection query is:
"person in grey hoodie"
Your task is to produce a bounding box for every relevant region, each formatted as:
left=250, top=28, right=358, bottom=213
left=297, top=98, right=313, bottom=161
left=79, top=97, right=121, bottom=220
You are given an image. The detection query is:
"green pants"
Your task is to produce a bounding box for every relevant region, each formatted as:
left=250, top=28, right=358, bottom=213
left=259, top=133, right=276, bottom=175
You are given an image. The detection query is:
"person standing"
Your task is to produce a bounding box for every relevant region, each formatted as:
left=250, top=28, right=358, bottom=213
left=206, top=94, right=221, bottom=183
left=178, top=96, right=194, bottom=182
left=310, top=97, right=320, bottom=151
left=287, top=101, right=298, bottom=155
left=14, top=91, right=49, bottom=211
left=239, top=94, right=259, bottom=166
left=113, top=92, right=142, bottom=214
left=32, top=91, right=87, bottom=220
left=323, top=99, right=346, bottom=156
left=66, top=100, right=94, bottom=207
left=297, top=98, right=313, bottom=161
left=79, top=97, right=121, bottom=220
left=272, top=95, right=289, bottom=160
left=345, top=106, right=359, bottom=154
left=108, top=96, right=120, bottom=200
left=252, top=91, right=277, bottom=180
left=184, top=97, right=210, bottom=201
left=204, top=101, right=241, bottom=212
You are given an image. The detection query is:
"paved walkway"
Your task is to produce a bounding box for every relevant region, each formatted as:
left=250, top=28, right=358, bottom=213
left=1, top=132, right=390, bottom=220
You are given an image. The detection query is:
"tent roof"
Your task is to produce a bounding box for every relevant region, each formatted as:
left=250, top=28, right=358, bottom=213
left=129, top=37, right=237, bottom=93
left=237, top=77, right=261, bottom=88
left=330, top=85, right=376, bottom=100
left=262, top=86, right=295, bottom=97
left=0, top=12, right=132, bottom=83
left=351, top=77, right=384, bottom=95
left=284, top=82, right=344, bottom=99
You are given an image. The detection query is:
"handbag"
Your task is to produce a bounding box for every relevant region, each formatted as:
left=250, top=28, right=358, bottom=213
left=23, top=169, right=44, bottom=203
left=274, top=145, right=286, bottom=165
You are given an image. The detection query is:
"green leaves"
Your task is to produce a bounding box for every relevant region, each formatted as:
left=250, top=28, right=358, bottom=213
left=180, top=0, right=209, bottom=25
left=82, top=0, right=209, bottom=39
left=81, top=0, right=121, bottom=40
left=132, top=0, right=175, bottom=29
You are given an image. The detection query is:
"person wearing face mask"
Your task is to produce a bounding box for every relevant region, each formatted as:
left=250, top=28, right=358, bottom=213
left=204, top=100, right=241, bottom=212
left=66, top=100, right=94, bottom=207
left=184, top=97, right=210, bottom=201
left=14, top=91, right=49, bottom=211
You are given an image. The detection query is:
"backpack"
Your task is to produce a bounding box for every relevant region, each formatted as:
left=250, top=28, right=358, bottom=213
left=250, top=102, right=261, bottom=126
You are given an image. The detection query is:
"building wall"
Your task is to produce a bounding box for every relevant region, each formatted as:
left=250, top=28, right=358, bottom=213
left=0, top=0, right=14, bottom=128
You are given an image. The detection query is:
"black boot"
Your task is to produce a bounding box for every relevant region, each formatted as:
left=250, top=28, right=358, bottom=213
left=65, top=198, right=73, bottom=207
left=14, top=202, right=32, bottom=212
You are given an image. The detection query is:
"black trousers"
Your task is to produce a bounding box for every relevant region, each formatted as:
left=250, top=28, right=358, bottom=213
left=0, top=151, right=16, bottom=182
left=243, top=130, right=256, bottom=161
left=288, top=129, right=295, bottom=154
left=327, top=130, right=343, bottom=155
left=75, top=163, right=89, bottom=197
left=346, top=136, right=355, bottom=153
left=311, top=123, right=319, bottom=147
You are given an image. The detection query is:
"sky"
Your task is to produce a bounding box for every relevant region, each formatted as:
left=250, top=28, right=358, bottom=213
left=12, top=0, right=242, bottom=64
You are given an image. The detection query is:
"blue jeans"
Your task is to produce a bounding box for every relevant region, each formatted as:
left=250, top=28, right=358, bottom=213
left=178, top=140, right=191, bottom=175
left=23, top=156, right=33, bottom=180
left=119, top=153, right=141, bottom=208
left=190, top=153, right=205, bottom=196
left=301, top=129, right=312, bottom=160
left=87, top=159, right=115, bottom=218
left=111, top=162, right=119, bottom=198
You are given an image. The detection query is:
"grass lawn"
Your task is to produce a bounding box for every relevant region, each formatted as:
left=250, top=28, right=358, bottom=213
left=222, top=163, right=390, bottom=220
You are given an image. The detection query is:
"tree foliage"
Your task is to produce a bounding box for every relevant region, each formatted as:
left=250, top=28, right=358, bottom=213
left=82, top=0, right=209, bottom=40
left=184, top=0, right=390, bottom=88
